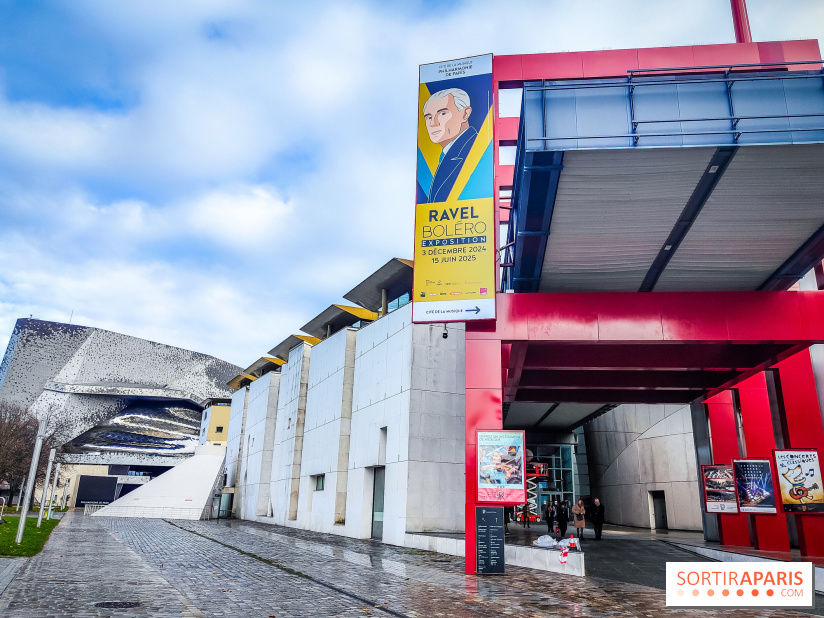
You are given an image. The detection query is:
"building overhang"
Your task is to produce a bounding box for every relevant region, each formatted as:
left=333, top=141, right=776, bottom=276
left=470, top=291, right=824, bottom=431
left=343, top=258, right=413, bottom=312
left=267, top=334, right=321, bottom=362
left=300, top=304, right=378, bottom=339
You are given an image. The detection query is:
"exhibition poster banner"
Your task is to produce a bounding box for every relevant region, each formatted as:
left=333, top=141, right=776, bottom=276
left=412, top=54, right=496, bottom=323
left=774, top=449, right=824, bottom=513
left=733, top=459, right=778, bottom=514
left=701, top=465, right=738, bottom=513
left=477, top=430, right=526, bottom=503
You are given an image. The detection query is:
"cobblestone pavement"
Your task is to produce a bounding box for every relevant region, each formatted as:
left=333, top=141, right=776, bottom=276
left=1, top=511, right=821, bottom=617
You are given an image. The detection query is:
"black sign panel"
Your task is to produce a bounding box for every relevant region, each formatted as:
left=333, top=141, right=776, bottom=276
left=476, top=506, right=505, bottom=574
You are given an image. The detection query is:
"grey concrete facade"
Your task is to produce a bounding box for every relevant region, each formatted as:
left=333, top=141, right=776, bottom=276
left=584, top=403, right=702, bottom=531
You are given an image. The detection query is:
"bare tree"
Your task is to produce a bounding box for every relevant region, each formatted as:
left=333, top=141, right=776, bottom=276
left=0, top=402, right=62, bottom=498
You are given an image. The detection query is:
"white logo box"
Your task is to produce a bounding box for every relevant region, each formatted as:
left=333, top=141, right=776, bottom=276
left=666, top=562, right=814, bottom=608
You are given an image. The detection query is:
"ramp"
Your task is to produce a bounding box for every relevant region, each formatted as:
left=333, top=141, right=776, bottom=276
left=91, top=445, right=225, bottom=520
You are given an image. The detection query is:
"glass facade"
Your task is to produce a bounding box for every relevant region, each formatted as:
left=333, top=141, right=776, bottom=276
left=533, top=444, right=575, bottom=513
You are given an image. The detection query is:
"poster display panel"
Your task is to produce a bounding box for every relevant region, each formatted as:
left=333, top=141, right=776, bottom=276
left=701, top=465, right=738, bottom=513
left=774, top=449, right=824, bottom=513
left=412, top=54, right=496, bottom=323
left=733, top=459, right=778, bottom=514
left=477, top=430, right=526, bottom=503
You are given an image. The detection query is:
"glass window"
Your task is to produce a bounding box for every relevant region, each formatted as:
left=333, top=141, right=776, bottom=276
left=314, top=475, right=325, bottom=491
left=215, top=426, right=224, bottom=433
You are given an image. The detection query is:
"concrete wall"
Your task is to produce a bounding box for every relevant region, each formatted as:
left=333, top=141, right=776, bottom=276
left=269, top=342, right=311, bottom=525
left=584, top=403, right=702, bottom=531
left=232, top=302, right=465, bottom=548
left=296, top=327, right=355, bottom=532
left=238, top=372, right=280, bottom=519
left=225, top=386, right=248, bottom=491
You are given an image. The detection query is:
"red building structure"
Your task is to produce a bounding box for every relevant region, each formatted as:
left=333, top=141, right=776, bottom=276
left=464, top=1, right=824, bottom=574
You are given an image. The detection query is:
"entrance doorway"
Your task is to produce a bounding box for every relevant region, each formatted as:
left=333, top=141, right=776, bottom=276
left=649, top=491, right=668, bottom=530
left=371, top=467, right=385, bottom=539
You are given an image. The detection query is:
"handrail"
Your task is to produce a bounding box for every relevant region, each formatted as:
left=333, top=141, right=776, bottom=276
left=524, top=71, right=824, bottom=92
left=526, top=126, right=824, bottom=143
left=628, top=59, right=824, bottom=75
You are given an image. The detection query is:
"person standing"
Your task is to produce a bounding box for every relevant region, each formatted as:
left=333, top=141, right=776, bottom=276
left=544, top=500, right=555, bottom=534
left=572, top=499, right=587, bottom=539
left=521, top=503, right=531, bottom=528
left=557, top=501, right=569, bottom=538
left=592, top=498, right=605, bottom=540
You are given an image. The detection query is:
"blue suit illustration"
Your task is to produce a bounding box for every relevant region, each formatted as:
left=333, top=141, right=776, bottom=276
left=427, top=126, right=478, bottom=203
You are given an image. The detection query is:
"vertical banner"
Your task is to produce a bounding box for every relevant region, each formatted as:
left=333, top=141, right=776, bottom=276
left=701, top=465, right=738, bottom=513
left=477, top=430, right=526, bottom=503
left=774, top=449, right=824, bottom=513
left=413, top=54, right=496, bottom=323
left=733, top=459, right=778, bottom=514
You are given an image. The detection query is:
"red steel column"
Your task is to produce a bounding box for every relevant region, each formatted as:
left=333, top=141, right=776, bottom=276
left=736, top=373, right=791, bottom=552
left=730, top=0, right=753, bottom=44
left=773, top=351, right=824, bottom=557
left=464, top=335, right=503, bottom=574
left=705, top=391, right=751, bottom=547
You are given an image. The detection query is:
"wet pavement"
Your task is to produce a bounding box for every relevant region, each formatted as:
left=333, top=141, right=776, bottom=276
left=1, top=510, right=821, bottom=617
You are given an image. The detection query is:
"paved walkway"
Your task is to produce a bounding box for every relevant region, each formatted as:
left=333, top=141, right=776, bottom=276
left=1, top=511, right=821, bottom=617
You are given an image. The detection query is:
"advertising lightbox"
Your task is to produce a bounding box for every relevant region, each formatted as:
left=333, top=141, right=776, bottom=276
left=733, top=459, right=778, bottom=514
left=412, top=54, right=496, bottom=323
left=701, top=464, right=738, bottom=514
left=476, top=430, right=526, bottom=503
left=774, top=449, right=824, bottom=514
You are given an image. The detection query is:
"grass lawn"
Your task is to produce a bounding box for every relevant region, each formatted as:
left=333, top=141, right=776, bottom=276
left=0, top=515, right=60, bottom=557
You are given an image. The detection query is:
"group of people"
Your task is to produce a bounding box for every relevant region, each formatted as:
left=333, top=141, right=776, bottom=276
left=505, top=498, right=606, bottom=540
left=539, top=498, right=606, bottom=540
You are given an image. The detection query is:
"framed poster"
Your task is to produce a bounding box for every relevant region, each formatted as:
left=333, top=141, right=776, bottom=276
left=733, top=459, right=778, bottom=514
left=476, top=430, right=526, bottom=503
left=774, top=449, right=824, bottom=514
left=701, top=465, right=738, bottom=513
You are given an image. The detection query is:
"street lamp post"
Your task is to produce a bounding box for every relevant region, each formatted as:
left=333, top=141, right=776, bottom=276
left=36, top=448, right=56, bottom=528
left=15, top=419, right=47, bottom=544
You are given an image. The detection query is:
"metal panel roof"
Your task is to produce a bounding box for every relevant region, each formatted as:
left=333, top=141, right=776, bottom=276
left=537, top=148, right=714, bottom=292
left=655, top=144, right=824, bottom=291
left=343, top=258, right=413, bottom=312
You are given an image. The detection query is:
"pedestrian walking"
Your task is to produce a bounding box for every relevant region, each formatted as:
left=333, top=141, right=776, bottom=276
left=592, top=498, right=605, bottom=540
left=572, top=498, right=586, bottom=539
left=557, top=501, right=569, bottom=537
left=521, top=503, right=530, bottom=528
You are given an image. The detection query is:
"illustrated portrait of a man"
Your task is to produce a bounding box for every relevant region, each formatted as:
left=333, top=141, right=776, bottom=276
left=423, top=87, right=478, bottom=203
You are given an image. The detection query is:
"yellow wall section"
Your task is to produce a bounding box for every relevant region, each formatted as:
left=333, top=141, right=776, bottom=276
left=205, top=404, right=231, bottom=445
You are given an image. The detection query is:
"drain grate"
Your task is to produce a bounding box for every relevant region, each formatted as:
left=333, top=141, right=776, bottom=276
left=94, top=601, right=142, bottom=608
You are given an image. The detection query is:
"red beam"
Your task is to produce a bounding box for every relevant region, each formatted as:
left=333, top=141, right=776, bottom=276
left=517, top=369, right=740, bottom=390
left=730, top=0, right=753, bottom=44
left=515, top=388, right=699, bottom=404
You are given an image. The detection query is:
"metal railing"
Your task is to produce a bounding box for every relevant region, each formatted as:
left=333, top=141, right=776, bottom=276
left=523, top=59, right=824, bottom=147
left=83, top=503, right=107, bottom=516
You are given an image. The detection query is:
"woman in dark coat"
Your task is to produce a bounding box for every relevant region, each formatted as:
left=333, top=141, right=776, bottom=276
left=557, top=501, right=569, bottom=537
left=544, top=501, right=555, bottom=533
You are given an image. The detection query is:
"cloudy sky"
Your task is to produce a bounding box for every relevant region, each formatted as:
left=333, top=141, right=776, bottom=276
left=1, top=0, right=822, bottom=368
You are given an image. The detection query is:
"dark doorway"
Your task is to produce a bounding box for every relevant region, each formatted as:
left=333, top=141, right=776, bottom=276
left=371, top=467, right=385, bottom=539
left=650, top=491, right=668, bottom=530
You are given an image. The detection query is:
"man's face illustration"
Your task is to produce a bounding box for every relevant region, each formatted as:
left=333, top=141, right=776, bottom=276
left=424, top=94, right=471, bottom=146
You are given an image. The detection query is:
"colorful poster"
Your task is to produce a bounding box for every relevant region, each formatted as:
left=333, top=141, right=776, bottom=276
left=774, top=449, right=824, bottom=513
left=733, top=459, right=778, bottom=514
left=701, top=465, right=738, bottom=513
left=477, top=430, right=526, bottom=503
left=412, top=54, right=496, bottom=323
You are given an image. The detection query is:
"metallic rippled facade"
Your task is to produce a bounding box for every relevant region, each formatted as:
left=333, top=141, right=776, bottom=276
left=0, top=319, right=240, bottom=462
